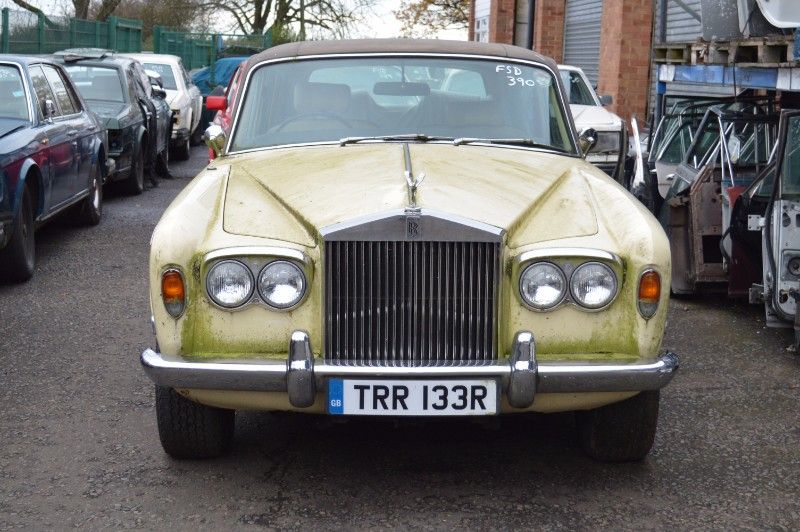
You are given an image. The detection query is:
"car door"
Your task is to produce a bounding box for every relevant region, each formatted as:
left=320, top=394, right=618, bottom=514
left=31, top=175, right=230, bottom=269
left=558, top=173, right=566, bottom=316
left=28, top=65, right=73, bottom=210
left=42, top=64, right=94, bottom=198
left=764, top=110, right=800, bottom=327
left=180, top=60, right=202, bottom=132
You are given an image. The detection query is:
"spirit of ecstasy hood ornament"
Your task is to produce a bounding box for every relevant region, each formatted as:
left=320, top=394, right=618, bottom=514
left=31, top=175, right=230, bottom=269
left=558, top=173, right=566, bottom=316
left=402, top=143, right=425, bottom=209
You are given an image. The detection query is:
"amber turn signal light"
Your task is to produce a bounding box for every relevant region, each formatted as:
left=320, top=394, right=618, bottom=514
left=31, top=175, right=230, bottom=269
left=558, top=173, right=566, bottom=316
left=161, top=269, right=186, bottom=318
left=637, top=269, right=660, bottom=319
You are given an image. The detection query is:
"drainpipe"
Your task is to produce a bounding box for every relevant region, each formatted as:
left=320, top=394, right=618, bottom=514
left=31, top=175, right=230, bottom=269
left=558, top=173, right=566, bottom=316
left=527, top=0, right=535, bottom=49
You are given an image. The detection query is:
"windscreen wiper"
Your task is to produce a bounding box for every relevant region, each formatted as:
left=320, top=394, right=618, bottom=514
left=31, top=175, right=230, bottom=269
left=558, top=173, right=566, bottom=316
left=453, top=137, right=568, bottom=153
left=339, top=133, right=453, bottom=146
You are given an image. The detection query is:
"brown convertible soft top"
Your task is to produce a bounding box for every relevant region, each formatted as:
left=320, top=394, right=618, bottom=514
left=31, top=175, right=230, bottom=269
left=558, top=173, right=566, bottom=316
left=243, top=39, right=557, bottom=71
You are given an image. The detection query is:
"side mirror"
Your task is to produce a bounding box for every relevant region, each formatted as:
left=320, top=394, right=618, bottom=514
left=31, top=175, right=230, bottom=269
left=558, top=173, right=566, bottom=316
left=206, top=95, right=227, bottom=112
left=44, top=99, right=57, bottom=121
left=578, top=127, right=597, bottom=157
left=152, top=86, right=167, bottom=99
left=599, top=94, right=613, bottom=106
left=204, top=124, right=226, bottom=157
left=145, top=69, right=163, bottom=88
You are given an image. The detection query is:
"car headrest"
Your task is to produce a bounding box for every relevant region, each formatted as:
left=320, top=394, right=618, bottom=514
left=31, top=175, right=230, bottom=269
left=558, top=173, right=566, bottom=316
left=445, top=99, right=505, bottom=127
left=293, top=82, right=351, bottom=114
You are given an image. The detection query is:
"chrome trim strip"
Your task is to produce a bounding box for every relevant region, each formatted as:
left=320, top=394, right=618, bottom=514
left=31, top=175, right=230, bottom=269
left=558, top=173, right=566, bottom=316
left=140, top=332, right=679, bottom=399
left=226, top=52, right=580, bottom=157
left=516, top=247, right=622, bottom=267
left=203, top=246, right=309, bottom=264
left=320, top=208, right=504, bottom=242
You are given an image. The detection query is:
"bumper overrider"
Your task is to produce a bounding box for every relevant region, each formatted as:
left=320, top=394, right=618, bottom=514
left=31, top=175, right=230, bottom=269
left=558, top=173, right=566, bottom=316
left=141, top=331, right=679, bottom=410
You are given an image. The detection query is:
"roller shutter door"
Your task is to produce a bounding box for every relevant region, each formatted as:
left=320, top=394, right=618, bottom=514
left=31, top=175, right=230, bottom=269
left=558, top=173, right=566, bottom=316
left=563, top=0, right=603, bottom=86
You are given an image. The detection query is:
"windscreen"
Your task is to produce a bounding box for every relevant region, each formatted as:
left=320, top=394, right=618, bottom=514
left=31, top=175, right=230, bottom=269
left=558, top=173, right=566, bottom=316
left=143, top=62, right=177, bottom=90
left=231, top=57, right=574, bottom=153
left=559, top=69, right=596, bottom=106
left=0, top=65, right=29, bottom=120
left=64, top=65, right=125, bottom=103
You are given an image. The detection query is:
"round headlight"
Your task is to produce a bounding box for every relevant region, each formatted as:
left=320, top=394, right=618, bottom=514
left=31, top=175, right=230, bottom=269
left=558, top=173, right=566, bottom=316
left=206, top=260, right=254, bottom=308
left=570, top=262, right=617, bottom=309
left=258, top=261, right=306, bottom=309
left=520, top=262, right=567, bottom=310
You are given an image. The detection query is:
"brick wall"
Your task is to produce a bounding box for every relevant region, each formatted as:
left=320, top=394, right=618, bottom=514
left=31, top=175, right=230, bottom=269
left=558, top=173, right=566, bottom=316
left=533, top=0, right=565, bottom=63
left=597, top=0, right=653, bottom=123
left=489, top=0, right=517, bottom=44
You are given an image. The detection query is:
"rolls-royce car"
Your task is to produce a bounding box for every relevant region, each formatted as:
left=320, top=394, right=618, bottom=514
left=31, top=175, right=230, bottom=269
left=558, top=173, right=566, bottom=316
left=53, top=49, right=172, bottom=194
left=0, top=55, right=106, bottom=283
left=141, top=40, right=679, bottom=462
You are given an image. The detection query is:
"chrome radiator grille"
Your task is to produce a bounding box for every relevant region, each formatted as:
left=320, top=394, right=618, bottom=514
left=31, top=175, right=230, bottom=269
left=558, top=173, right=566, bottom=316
left=324, top=240, right=499, bottom=366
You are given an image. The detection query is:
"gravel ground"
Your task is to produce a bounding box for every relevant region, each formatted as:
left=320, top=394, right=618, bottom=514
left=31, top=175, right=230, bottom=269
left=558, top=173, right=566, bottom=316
left=1, top=146, right=799, bottom=530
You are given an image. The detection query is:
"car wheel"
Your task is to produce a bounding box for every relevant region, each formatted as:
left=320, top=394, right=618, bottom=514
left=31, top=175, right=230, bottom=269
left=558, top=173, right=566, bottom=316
left=575, top=390, right=660, bottom=462
left=0, top=186, right=35, bottom=283
left=76, top=168, right=103, bottom=226
left=173, top=137, right=191, bottom=161
left=156, top=145, right=171, bottom=178
left=124, top=147, right=145, bottom=195
left=190, top=120, right=204, bottom=146
left=155, top=385, right=234, bottom=459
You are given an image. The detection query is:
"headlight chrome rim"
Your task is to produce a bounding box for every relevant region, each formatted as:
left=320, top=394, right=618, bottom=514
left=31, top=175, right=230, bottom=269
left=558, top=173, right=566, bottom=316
left=519, top=261, right=568, bottom=311
left=569, top=261, right=618, bottom=310
left=205, top=259, right=255, bottom=309
left=257, top=260, right=307, bottom=310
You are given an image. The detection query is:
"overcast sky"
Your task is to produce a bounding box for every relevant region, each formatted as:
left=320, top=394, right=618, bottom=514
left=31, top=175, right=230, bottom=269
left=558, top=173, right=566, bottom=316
left=0, top=0, right=468, bottom=40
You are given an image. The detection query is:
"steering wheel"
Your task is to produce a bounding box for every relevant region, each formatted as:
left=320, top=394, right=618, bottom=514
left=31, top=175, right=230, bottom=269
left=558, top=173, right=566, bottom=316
left=271, top=112, right=352, bottom=132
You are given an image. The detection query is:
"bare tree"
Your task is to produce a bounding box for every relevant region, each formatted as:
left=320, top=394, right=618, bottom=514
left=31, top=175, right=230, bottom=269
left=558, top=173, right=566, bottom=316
left=395, top=0, right=468, bottom=37
left=198, top=0, right=374, bottom=38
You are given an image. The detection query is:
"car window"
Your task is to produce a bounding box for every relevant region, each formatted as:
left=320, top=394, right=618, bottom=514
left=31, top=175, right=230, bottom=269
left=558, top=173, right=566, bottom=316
left=658, top=123, right=694, bottom=164
left=42, top=65, right=77, bottom=115
left=559, top=70, right=596, bottom=106
left=179, top=60, right=191, bottom=87
left=64, top=65, right=125, bottom=103
left=132, top=63, right=153, bottom=97
left=0, top=65, right=30, bottom=120
left=143, top=62, right=177, bottom=90
left=780, top=115, right=800, bottom=197
left=232, top=57, right=574, bottom=154
left=28, top=65, right=59, bottom=118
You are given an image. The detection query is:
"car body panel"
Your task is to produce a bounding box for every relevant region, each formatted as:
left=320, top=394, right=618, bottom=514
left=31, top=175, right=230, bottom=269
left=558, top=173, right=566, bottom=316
left=122, top=53, right=202, bottom=142
left=0, top=55, right=105, bottom=250
left=53, top=52, right=170, bottom=182
left=558, top=65, right=626, bottom=183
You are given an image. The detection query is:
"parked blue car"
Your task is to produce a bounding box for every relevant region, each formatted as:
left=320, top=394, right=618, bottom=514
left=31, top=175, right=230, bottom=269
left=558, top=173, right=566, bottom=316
left=0, top=55, right=107, bottom=283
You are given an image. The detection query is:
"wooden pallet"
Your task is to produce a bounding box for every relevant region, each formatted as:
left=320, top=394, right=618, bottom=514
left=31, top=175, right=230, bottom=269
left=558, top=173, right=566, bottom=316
left=690, top=36, right=796, bottom=67
left=653, top=43, right=693, bottom=64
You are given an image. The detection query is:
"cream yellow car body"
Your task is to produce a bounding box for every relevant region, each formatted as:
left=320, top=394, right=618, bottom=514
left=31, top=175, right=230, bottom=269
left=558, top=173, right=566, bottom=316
left=149, top=141, right=670, bottom=414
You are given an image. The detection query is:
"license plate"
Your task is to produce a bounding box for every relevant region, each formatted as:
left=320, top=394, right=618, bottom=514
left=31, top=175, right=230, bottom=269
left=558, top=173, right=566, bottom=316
left=327, top=379, right=497, bottom=416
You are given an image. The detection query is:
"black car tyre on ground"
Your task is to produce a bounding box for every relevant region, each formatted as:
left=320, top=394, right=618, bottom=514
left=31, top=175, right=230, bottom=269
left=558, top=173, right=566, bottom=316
left=173, top=136, right=191, bottom=161
left=0, top=185, right=35, bottom=283
left=123, top=145, right=145, bottom=195
left=155, top=385, right=235, bottom=459
left=156, top=145, right=170, bottom=178
left=190, top=119, right=204, bottom=146
left=575, top=390, right=660, bottom=462
left=76, top=166, right=103, bottom=226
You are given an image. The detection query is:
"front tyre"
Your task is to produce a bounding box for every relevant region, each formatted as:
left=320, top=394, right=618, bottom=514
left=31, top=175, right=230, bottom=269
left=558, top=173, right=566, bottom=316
left=155, top=385, right=234, bottom=459
left=123, top=145, right=145, bottom=195
left=0, top=186, right=35, bottom=282
left=76, top=170, right=102, bottom=226
left=173, top=137, right=191, bottom=161
left=575, top=390, right=660, bottom=462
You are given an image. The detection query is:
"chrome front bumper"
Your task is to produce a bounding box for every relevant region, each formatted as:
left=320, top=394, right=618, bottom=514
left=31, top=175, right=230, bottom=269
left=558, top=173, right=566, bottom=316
left=141, top=331, right=679, bottom=409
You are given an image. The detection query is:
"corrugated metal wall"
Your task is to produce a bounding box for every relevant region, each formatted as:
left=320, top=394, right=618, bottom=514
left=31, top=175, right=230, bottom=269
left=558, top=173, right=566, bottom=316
left=563, top=0, right=603, bottom=85
left=650, top=0, right=731, bottom=124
